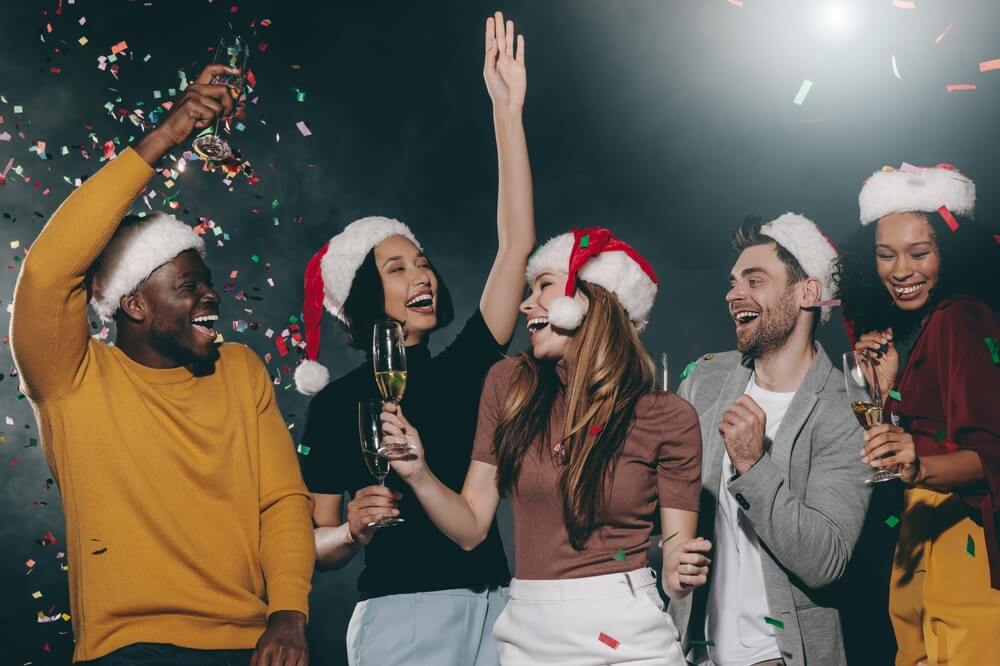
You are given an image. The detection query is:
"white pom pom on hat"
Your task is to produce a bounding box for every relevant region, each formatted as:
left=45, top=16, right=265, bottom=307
left=295, top=216, right=421, bottom=395
left=90, top=212, right=206, bottom=323
left=526, top=227, right=658, bottom=332
left=758, top=212, right=839, bottom=324
left=858, top=163, right=975, bottom=226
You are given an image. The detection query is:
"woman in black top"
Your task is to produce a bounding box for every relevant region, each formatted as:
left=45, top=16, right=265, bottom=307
left=297, top=13, right=534, bottom=666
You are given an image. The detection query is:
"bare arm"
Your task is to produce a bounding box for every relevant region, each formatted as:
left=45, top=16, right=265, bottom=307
left=479, top=12, right=535, bottom=345
left=659, top=508, right=710, bottom=601
left=382, top=405, right=500, bottom=550
left=312, top=493, right=359, bottom=571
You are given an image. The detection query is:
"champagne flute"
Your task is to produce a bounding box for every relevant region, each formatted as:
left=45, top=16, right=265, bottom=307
left=191, top=35, right=249, bottom=161
left=659, top=352, right=669, bottom=391
left=372, top=320, right=409, bottom=455
left=358, top=399, right=404, bottom=528
left=843, top=351, right=900, bottom=484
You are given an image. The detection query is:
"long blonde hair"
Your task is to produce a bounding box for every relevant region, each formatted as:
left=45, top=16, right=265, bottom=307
left=493, top=282, right=655, bottom=549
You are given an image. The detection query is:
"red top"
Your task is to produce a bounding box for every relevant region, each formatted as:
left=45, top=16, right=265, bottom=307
left=884, top=295, right=1000, bottom=588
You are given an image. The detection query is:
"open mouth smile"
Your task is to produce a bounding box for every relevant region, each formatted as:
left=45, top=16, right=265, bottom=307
left=732, top=309, right=760, bottom=326
left=526, top=317, right=549, bottom=335
left=892, top=282, right=926, bottom=300
left=191, top=313, right=219, bottom=339
left=405, top=291, right=434, bottom=313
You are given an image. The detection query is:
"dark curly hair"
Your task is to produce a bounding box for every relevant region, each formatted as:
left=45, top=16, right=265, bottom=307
left=337, top=249, right=455, bottom=352
left=834, top=210, right=1000, bottom=340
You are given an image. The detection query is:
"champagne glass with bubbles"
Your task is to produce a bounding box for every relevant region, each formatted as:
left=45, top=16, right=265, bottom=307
left=844, top=351, right=901, bottom=484
left=191, top=35, right=249, bottom=161
left=372, top=320, right=409, bottom=455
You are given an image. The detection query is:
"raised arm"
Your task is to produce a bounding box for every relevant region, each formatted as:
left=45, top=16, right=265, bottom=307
left=479, top=12, right=535, bottom=345
left=11, top=64, right=237, bottom=400
left=382, top=404, right=501, bottom=550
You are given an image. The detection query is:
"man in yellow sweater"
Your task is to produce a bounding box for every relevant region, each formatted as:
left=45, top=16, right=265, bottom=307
left=11, top=64, right=314, bottom=665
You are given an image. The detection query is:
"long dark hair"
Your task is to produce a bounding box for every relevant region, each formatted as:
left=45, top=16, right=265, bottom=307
left=492, top=282, right=656, bottom=550
left=338, top=250, right=455, bottom=351
left=834, top=210, right=1000, bottom=339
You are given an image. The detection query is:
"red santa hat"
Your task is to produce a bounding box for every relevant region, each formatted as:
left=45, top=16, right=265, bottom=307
left=295, top=216, right=421, bottom=395
left=758, top=212, right=839, bottom=324
left=525, top=227, right=658, bottom=331
left=90, top=212, right=206, bottom=323
left=859, top=163, right=975, bottom=227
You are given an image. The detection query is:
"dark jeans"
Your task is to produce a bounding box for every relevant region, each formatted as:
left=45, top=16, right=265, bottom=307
left=82, top=643, right=253, bottom=666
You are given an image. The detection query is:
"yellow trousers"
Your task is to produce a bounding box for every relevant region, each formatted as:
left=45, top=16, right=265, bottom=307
left=890, top=487, right=1000, bottom=665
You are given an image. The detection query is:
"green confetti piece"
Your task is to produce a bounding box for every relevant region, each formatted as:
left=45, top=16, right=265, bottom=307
left=689, top=640, right=716, bottom=647
left=764, top=616, right=785, bottom=629
left=143, top=54, right=152, bottom=62
left=235, top=122, right=246, bottom=132
left=663, top=531, right=679, bottom=543
left=296, top=444, right=311, bottom=456
left=884, top=515, right=900, bottom=528
left=16, top=394, right=25, bottom=400
left=967, top=534, right=975, bottom=557
left=271, top=198, right=279, bottom=209
left=27, top=438, right=38, bottom=447
left=611, top=549, right=627, bottom=562
left=579, top=234, right=590, bottom=248
left=985, top=337, right=1000, bottom=366
left=162, top=191, right=180, bottom=204
left=60, top=146, right=69, bottom=156
left=295, top=89, right=306, bottom=102
left=288, top=315, right=300, bottom=324
left=251, top=254, right=260, bottom=263
left=153, top=90, right=162, bottom=99
left=934, top=429, right=947, bottom=442
left=680, top=361, right=698, bottom=380
left=888, top=389, right=902, bottom=402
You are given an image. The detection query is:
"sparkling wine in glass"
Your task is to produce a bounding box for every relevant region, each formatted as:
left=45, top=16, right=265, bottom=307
left=358, top=399, right=404, bottom=528
left=373, top=320, right=407, bottom=400
left=191, top=35, right=249, bottom=162
left=843, top=351, right=900, bottom=484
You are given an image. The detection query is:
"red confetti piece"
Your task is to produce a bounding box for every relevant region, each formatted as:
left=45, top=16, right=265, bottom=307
left=937, top=205, right=959, bottom=231
left=979, top=58, right=1000, bottom=73
left=41, top=530, right=57, bottom=546
left=110, top=40, right=128, bottom=55
left=275, top=335, right=289, bottom=357
left=588, top=423, right=605, bottom=436
left=946, top=84, right=977, bottom=92
left=598, top=632, right=620, bottom=649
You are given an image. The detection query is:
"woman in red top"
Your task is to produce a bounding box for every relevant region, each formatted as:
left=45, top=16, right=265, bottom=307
left=382, top=227, right=710, bottom=665
left=835, top=164, right=1000, bottom=666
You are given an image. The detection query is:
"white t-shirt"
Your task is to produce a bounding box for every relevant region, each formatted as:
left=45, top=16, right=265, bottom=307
left=707, top=376, right=795, bottom=666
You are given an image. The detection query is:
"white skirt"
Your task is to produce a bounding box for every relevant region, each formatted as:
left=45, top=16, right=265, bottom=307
left=491, top=568, right=687, bottom=666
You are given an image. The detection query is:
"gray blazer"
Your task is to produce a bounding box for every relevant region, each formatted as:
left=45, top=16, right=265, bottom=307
left=668, top=343, right=872, bottom=666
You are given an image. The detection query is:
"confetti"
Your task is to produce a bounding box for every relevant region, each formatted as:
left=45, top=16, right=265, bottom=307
left=935, top=24, right=952, bottom=45
left=727, top=0, right=743, bottom=6
left=598, top=632, right=620, bottom=649
left=885, top=515, right=900, bottom=528
left=79, top=36, right=89, bottom=46
left=985, top=338, right=1000, bottom=366
left=580, top=234, right=590, bottom=248
left=934, top=429, right=946, bottom=442
left=967, top=534, right=975, bottom=556
left=681, top=361, right=698, bottom=380
left=31, top=591, right=42, bottom=599
left=295, top=120, right=312, bottom=136
left=979, top=59, right=1000, bottom=73
left=690, top=639, right=716, bottom=646
left=296, top=444, right=311, bottom=456
left=660, top=531, right=680, bottom=547
left=764, top=616, right=785, bottom=629
left=937, top=205, right=959, bottom=231
left=888, top=389, right=902, bottom=402
left=793, top=80, right=813, bottom=106
left=892, top=0, right=915, bottom=8
left=891, top=54, right=902, bottom=80
left=946, top=84, right=977, bottom=92
left=588, top=422, right=605, bottom=436
left=110, top=40, right=128, bottom=54
left=612, top=549, right=627, bottom=561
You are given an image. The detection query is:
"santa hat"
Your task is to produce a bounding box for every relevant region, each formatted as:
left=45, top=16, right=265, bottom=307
left=859, top=163, right=975, bottom=227
left=295, top=216, right=421, bottom=395
left=90, top=212, right=206, bottom=323
left=759, top=212, right=839, bottom=324
left=526, top=227, right=658, bottom=331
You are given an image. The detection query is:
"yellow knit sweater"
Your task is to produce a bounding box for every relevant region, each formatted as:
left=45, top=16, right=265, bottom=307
left=10, top=149, right=315, bottom=662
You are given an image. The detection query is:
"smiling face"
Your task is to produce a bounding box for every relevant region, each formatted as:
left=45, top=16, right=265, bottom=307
left=727, top=243, right=814, bottom=358
left=874, top=212, right=941, bottom=311
left=373, top=235, right=438, bottom=342
left=519, top=270, right=587, bottom=360
left=130, top=249, right=221, bottom=364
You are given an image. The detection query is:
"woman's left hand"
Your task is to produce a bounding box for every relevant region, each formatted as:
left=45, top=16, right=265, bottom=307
left=663, top=537, right=712, bottom=600
left=862, top=423, right=919, bottom=484
left=381, top=403, right=428, bottom=484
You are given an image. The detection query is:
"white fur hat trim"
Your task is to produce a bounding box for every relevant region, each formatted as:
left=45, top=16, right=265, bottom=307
left=294, top=359, right=331, bottom=396
left=320, top=216, right=420, bottom=322
left=760, top=212, right=838, bottom=324
left=90, top=212, right=206, bottom=323
left=859, top=166, right=975, bottom=225
left=527, top=231, right=657, bottom=331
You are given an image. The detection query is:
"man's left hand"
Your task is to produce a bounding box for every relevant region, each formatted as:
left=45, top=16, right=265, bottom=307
left=250, top=610, right=308, bottom=666
left=718, top=395, right=767, bottom=475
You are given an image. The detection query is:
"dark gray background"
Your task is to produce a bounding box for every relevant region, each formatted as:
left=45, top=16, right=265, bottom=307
left=2, top=0, right=999, bottom=663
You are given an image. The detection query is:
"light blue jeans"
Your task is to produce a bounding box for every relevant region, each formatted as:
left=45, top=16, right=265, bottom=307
left=346, top=586, right=508, bottom=666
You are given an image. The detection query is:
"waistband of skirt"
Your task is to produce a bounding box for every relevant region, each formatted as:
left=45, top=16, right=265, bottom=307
left=508, top=567, right=656, bottom=601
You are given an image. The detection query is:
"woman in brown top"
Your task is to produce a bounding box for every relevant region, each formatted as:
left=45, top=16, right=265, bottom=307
left=382, top=227, right=710, bottom=665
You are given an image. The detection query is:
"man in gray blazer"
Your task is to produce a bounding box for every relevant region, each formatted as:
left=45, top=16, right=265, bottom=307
left=669, top=213, right=872, bottom=666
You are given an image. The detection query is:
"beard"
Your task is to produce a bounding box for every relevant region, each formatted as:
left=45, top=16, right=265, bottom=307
left=736, top=287, right=800, bottom=359
left=149, top=320, right=220, bottom=374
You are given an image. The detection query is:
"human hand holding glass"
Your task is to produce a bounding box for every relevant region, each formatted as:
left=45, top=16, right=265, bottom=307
left=844, top=351, right=901, bottom=483
left=358, top=399, right=404, bottom=528
left=191, top=35, right=249, bottom=161
left=372, top=320, right=409, bottom=454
